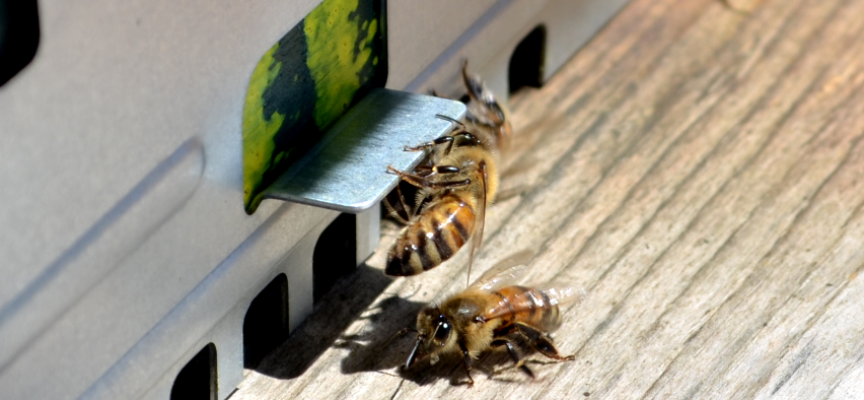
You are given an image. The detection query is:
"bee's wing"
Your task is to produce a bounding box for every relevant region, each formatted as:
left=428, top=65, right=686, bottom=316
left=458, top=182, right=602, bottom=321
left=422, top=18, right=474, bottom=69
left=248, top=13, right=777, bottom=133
left=479, top=284, right=584, bottom=331
left=462, top=61, right=506, bottom=128
left=469, top=249, right=534, bottom=291
left=465, top=159, right=488, bottom=287
left=538, top=284, right=585, bottom=308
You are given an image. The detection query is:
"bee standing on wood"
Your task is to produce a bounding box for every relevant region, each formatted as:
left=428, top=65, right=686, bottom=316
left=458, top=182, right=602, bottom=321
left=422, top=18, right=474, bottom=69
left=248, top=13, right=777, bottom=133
left=384, top=62, right=512, bottom=281
left=402, top=251, right=580, bottom=386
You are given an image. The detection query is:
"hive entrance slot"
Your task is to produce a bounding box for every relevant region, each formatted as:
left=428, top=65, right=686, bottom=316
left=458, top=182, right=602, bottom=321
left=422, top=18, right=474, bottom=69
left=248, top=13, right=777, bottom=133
left=313, top=213, right=358, bottom=302
left=508, top=25, right=547, bottom=93
left=170, top=343, right=217, bottom=400
left=243, top=274, right=289, bottom=368
left=0, top=0, right=40, bottom=87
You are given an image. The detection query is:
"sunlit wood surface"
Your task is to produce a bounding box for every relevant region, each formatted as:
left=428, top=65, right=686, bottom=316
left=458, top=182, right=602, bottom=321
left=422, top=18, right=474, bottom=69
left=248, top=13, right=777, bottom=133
left=232, top=0, right=864, bottom=398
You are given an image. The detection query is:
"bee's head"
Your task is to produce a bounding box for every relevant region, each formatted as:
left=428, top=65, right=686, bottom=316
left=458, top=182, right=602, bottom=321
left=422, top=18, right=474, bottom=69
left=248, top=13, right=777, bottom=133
left=406, top=307, right=454, bottom=368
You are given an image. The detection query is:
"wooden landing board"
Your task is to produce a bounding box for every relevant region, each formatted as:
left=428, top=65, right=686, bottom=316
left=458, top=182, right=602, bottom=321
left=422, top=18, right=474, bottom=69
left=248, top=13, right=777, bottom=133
left=233, top=0, right=864, bottom=398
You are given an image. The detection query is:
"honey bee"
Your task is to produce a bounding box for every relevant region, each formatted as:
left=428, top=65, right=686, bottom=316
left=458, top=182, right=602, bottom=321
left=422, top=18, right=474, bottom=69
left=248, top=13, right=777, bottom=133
left=402, top=251, right=579, bottom=385
left=384, top=63, right=512, bottom=281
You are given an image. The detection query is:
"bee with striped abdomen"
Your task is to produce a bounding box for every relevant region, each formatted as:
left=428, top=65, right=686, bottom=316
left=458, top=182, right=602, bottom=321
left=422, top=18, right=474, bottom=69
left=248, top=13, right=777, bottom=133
left=402, top=251, right=580, bottom=386
left=384, top=63, right=511, bottom=281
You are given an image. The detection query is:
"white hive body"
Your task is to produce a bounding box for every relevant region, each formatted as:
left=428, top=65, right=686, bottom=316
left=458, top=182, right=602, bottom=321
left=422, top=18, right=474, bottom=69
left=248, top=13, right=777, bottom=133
left=0, top=0, right=630, bottom=398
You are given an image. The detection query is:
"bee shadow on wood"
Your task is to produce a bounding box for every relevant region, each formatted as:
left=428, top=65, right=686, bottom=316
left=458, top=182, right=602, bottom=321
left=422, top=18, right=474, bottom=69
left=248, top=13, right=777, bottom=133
left=332, top=293, right=426, bottom=375
left=251, top=263, right=395, bottom=379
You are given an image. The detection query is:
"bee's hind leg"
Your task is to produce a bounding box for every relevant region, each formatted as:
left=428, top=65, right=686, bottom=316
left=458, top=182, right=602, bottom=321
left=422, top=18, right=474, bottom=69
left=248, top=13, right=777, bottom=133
left=383, top=183, right=412, bottom=224
left=513, top=323, right=575, bottom=362
left=491, top=338, right=535, bottom=379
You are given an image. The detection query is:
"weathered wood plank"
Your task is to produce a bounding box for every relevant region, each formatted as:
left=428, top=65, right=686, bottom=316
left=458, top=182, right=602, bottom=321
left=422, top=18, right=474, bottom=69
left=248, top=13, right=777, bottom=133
left=231, top=0, right=864, bottom=398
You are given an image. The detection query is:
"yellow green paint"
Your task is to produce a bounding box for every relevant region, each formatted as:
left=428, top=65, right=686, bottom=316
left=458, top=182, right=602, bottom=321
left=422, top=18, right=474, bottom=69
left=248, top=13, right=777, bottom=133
left=241, top=0, right=384, bottom=214
left=304, top=0, right=379, bottom=129
left=242, top=44, right=285, bottom=211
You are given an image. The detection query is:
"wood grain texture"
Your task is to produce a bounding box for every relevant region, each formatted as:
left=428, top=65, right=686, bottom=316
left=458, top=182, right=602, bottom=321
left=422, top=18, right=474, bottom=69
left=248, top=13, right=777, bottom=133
left=232, top=0, right=864, bottom=398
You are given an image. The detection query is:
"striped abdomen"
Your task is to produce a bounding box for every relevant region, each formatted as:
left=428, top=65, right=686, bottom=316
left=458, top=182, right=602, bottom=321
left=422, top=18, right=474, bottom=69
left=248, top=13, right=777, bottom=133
left=385, top=195, right=475, bottom=276
left=483, top=286, right=563, bottom=333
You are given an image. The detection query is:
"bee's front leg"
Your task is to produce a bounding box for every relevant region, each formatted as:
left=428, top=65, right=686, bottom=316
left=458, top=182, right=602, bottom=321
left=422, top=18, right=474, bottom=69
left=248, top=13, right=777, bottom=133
left=458, top=340, right=475, bottom=387
left=387, top=166, right=470, bottom=190
left=405, top=130, right=481, bottom=156
left=404, top=135, right=455, bottom=153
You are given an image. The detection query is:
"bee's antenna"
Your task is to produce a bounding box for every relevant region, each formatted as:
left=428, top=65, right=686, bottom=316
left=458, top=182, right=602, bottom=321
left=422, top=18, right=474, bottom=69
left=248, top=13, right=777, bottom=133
left=435, top=114, right=467, bottom=131
left=435, top=114, right=458, bottom=123
left=405, top=337, right=423, bottom=369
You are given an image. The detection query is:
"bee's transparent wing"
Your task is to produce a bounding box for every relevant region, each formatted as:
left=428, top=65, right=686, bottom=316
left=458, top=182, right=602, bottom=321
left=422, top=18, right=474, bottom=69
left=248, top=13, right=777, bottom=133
left=539, top=284, right=586, bottom=308
left=462, top=61, right=506, bottom=128
left=469, top=249, right=534, bottom=291
left=465, top=159, right=489, bottom=287
left=479, top=283, right=584, bottom=332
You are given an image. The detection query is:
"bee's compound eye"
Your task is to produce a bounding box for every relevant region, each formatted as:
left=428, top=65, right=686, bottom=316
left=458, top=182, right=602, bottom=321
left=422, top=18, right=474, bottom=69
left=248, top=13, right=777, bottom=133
left=434, top=321, right=451, bottom=343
